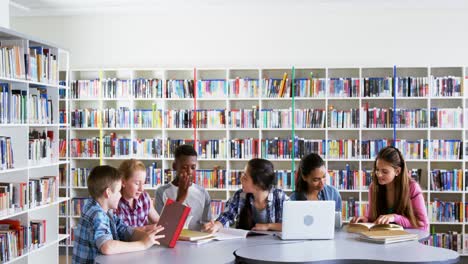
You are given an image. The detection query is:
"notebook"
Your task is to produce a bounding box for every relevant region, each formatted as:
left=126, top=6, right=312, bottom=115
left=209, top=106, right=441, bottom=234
left=358, top=230, right=418, bottom=244
left=157, top=199, right=191, bottom=248
left=346, top=223, right=403, bottom=233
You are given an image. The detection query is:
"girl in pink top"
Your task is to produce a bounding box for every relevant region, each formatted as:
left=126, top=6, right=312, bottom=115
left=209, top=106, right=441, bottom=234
left=351, top=146, right=429, bottom=231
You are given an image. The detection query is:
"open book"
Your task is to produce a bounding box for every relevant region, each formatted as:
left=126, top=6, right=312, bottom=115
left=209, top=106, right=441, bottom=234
left=179, top=228, right=276, bottom=245
left=346, top=223, right=403, bottom=233
left=358, top=230, right=418, bottom=244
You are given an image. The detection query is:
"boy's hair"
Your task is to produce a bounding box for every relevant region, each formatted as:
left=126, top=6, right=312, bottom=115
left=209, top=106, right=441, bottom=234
left=87, top=165, right=122, bottom=199
left=174, top=144, right=198, bottom=160
left=118, top=159, right=146, bottom=181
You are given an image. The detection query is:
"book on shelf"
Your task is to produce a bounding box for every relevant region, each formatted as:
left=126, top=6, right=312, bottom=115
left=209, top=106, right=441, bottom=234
left=431, top=76, right=462, bottom=97
left=358, top=230, right=418, bottom=244
left=0, top=83, right=27, bottom=124
left=0, top=136, right=14, bottom=170
left=363, top=77, right=393, bottom=97
left=294, top=77, right=326, bottom=98
left=342, top=197, right=368, bottom=221
left=197, top=80, right=227, bottom=98
left=195, top=167, right=226, bottom=189
left=329, top=78, right=360, bottom=97
left=428, top=200, right=464, bottom=223
left=346, top=223, right=403, bottom=233
left=0, top=40, right=27, bottom=80
left=228, top=78, right=259, bottom=98
left=28, top=130, right=53, bottom=163
left=228, top=107, right=259, bottom=129
left=396, top=77, right=429, bottom=97
left=430, top=169, right=463, bottom=191
left=166, top=80, right=194, bottom=98
left=328, top=107, right=359, bottom=128
left=71, top=79, right=100, bottom=99
left=28, top=87, right=52, bottom=124
left=424, top=232, right=462, bottom=253
left=132, top=78, right=163, bottom=99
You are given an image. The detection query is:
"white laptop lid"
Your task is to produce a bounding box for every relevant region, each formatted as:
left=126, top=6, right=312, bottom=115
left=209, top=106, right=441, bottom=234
left=281, top=201, right=335, bottom=240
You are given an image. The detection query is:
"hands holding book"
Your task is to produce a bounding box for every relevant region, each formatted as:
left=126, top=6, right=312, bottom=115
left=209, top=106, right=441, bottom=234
left=141, top=225, right=165, bottom=248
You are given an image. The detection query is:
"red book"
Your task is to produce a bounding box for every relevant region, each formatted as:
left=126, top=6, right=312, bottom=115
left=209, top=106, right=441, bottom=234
left=158, top=199, right=191, bottom=248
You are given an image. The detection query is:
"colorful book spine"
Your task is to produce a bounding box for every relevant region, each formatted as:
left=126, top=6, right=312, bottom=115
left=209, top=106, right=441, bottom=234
left=229, top=107, right=259, bottom=128
left=430, top=169, right=463, bottom=191
left=210, top=200, right=226, bottom=219
left=145, top=162, right=162, bottom=187
left=166, top=80, right=194, bottom=98
left=329, top=78, right=360, bottom=97
left=70, top=138, right=100, bottom=158
left=424, top=232, right=462, bottom=253
left=328, top=166, right=362, bottom=190
left=0, top=84, right=27, bottom=124
left=430, top=108, right=463, bottom=128
left=329, top=108, right=359, bottom=128
left=430, top=140, right=463, bottom=160
left=197, top=80, right=227, bottom=98
left=132, top=138, right=163, bottom=158
left=133, top=107, right=163, bottom=128
left=28, top=130, right=52, bottom=163
left=228, top=78, right=259, bottom=98
left=432, top=76, right=462, bottom=97
left=294, top=78, right=326, bottom=97
left=294, top=138, right=326, bottom=158
left=428, top=199, right=464, bottom=222
left=132, top=78, right=163, bottom=98
left=262, top=78, right=291, bottom=98
left=363, top=77, right=393, bottom=97
left=195, top=109, right=226, bottom=128
left=360, top=139, right=392, bottom=159
left=327, top=139, right=360, bottom=159
left=165, top=110, right=194, bottom=128
left=194, top=168, right=227, bottom=189
left=229, top=138, right=260, bottom=159
left=397, top=77, right=429, bottom=97
left=28, top=87, right=53, bottom=124
left=101, top=79, right=131, bottom=99
left=394, top=139, right=428, bottom=160
left=196, top=139, right=227, bottom=159
left=341, top=198, right=368, bottom=221
left=70, top=168, right=92, bottom=187
left=71, top=79, right=100, bottom=99
left=0, top=136, right=14, bottom=170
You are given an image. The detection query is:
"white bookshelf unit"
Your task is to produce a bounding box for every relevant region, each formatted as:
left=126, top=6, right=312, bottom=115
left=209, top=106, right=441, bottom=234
left=0, top=26, right=70, bottom=264
left=62, top=66, right=467, bottom=256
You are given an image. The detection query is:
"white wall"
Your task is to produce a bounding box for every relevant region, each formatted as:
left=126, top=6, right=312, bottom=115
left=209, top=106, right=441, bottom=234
left=10, top=3, right=468, bottom=69
left=0, top=0, right=9, bottom=28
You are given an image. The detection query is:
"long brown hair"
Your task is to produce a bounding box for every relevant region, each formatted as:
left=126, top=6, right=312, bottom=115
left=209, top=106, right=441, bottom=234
left=237, top=159, right=275, bottom=230
left=371, top=146, right=420, bottom=227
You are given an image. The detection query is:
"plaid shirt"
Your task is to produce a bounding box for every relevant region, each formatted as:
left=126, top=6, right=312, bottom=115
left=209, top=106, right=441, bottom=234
left=116, top=191, right=152, bottom=227
left=72, top=199, right=134, bottom=264
left=216, top=188, right=289, bottom=227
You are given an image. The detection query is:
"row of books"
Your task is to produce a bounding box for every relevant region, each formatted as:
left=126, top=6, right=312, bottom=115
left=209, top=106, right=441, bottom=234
left=342, top=197, right=368, bottom=220
left=210, top=200, right=226, bottom=219
left=428, top=200, right=464, bottom=223
left=0, top=176, right=57, bottom=212
left=70, top=198, right=86, bottom=216
left=0, top=219, right=47, bottom=262
left=329, top=108, right=359, bottom=128
left=0, top=136, right=14, bottom=170
left=0, top=84, right=27, bottom=124
left=68, top=76, right=464, bottom=99
left=68, top=136, right=463, bottom=160
left=261, top=109, right=327, bottom=128
left=431, top=169, right=463, bottom=191
left=29, top=87, right=53, bottom=124
left=424, top=232, right=462, bottom=253
left=69, top=105, right=465, bottom=128
left=28, top=130, right=53, bottom=163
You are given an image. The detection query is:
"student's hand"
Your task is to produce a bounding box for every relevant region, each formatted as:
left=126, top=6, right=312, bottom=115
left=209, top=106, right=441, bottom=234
left=176, top=169, right=190, bottom=202
left=203, top=221, right=222, bottom=234
left=374, top=214, right=395, bottom=225
left=350, top=216, right=368, bottom=223
left=252, top=223, right=270, bottom=231
left=142, top=225, right=165, bottom=249
left=142, top=224, right=160, bottom=233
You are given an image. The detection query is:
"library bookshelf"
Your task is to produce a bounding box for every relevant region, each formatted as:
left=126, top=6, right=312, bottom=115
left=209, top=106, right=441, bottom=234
left=60, top=66, right=467, bottom=255
left=0, top=26, right=70, bottom=264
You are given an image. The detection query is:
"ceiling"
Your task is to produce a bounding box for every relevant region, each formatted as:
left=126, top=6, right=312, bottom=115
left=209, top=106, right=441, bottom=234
left=10, top=0, right=468, bottom=16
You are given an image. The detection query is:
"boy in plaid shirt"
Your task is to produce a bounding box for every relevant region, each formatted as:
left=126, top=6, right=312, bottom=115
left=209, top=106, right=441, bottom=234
left=72, top=165, right=165, bottom=264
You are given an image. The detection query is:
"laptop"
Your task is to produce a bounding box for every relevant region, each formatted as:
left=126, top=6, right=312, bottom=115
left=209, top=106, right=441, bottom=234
left=279, top=200, right=335, bottom=240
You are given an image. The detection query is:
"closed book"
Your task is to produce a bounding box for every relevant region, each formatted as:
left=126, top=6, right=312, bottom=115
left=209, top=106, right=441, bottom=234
left=157, top=199, right=190, bottom=248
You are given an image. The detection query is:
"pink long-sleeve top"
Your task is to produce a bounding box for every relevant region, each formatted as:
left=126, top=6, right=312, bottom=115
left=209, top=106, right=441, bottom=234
left=366, top=180, right=429, bottom=231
